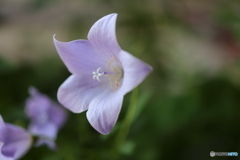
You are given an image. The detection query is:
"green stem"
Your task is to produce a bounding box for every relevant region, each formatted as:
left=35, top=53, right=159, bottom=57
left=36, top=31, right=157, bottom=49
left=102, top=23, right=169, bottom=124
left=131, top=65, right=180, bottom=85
left=112, top=88, right=139, bottom=159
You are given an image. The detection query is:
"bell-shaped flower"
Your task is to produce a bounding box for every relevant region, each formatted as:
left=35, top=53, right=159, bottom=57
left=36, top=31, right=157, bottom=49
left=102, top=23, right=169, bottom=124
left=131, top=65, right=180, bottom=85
left=25, top=87, right=67, bottom=149
left=53, top=13, right=152, bottom=134
left=0, top=116, right=32, bottom=160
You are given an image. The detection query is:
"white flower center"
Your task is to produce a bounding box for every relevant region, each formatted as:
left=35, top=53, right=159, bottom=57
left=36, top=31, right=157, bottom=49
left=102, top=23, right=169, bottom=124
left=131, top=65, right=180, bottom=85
left=92, top=68, right=104, bottom=81
left=92, top=58, right=123, bottom=90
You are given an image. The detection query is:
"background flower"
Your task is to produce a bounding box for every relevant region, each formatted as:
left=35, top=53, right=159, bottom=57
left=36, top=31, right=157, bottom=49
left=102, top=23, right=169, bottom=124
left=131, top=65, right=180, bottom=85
left=0, top=116, right=32, bottom=160
left=0, top=142, right=14, bottom=160
left=25, top=87, right=67, bottom=149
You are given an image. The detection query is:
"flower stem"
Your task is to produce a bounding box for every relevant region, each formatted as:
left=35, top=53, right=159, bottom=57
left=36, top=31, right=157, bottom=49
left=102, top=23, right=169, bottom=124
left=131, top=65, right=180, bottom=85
left=112, top=88, right=138, bottom=159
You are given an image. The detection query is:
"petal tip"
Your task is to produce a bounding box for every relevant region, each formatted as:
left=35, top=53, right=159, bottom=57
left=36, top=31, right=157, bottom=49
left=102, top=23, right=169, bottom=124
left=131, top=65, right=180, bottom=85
left=53, top=34, right=60, bottom=44
left=110, top=13, right=118, bottom=17
left=100, top=128, right=112, bottom=135
left=53, top=34, right=59, bottom=42
left=53, top=34, right=66, bottom=46
left=0, top=116, right=4, bottom=128
left=103, top=13, right=118, bottom=19
left=147, top=64, right=153, bottom=72
left=86, top=110, right=117, bottom=135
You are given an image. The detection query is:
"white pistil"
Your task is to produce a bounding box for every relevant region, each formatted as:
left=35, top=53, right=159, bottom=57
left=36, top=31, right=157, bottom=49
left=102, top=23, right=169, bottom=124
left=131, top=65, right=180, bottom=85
left=93, top=67, right=104, bottom=81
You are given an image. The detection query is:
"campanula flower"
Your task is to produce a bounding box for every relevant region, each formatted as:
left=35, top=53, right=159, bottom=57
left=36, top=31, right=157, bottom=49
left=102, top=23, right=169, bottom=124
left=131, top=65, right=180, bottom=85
left=0, top=142, right=14, bottom=160
left=53, top=13, right=152, bottom=134
left=25, top=87, right=67, bottom=149
left=0, top=116, right=31, bottom=160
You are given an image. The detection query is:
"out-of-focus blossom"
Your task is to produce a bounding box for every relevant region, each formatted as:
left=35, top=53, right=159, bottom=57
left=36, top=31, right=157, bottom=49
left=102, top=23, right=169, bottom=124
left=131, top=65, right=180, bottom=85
left=0, top=116, right=32, bottom=160
left=53, top=13, right=152, bottom=134
left=25, top=87, right=67, bottom=150
left=0, top=142, right=14, bottom=160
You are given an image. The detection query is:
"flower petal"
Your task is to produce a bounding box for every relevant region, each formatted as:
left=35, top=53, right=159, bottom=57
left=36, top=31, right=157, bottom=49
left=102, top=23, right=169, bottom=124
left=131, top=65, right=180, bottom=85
left=87, top=13, right=121, bottom=58
left=0, top=116, right=5, bottom=130
left=35, top=138, right=56, bottom=150
left=0, top=116, right=32, bottom=160
left=28, top=123, right=57, bottom=140
left=0, top=142, right=14, bottom=160
left=58, top=74, right=111, bottom=113
left=26, top=86, right=67, bottom=143
left=53, top=37, right=108, bottom=75
left=48, top=103, right=67, bottom=129
left=26, top=87, right=50, bottom=119
left=118, top=50, right=152, bottom=94
left=86, top=91, right=123, bottom=134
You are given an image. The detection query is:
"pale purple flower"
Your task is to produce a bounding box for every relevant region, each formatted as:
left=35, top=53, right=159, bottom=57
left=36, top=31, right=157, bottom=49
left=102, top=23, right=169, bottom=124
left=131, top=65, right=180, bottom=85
left=0, top=142, right=14, bottom=160
left=25, top=87, right=67, bottom=149
left=53, top=13, right=152, bottom=134
left=0, top=116, right=32, bottom=160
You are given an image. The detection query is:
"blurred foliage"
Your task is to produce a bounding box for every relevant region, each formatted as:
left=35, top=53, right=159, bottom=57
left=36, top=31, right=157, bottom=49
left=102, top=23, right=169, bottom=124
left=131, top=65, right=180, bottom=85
left=0, top=0, right=240, bottom=160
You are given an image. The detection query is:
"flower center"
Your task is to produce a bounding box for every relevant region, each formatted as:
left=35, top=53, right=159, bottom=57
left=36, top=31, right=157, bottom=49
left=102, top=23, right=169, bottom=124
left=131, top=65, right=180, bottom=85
left=92, top=58, right=123, bottom=90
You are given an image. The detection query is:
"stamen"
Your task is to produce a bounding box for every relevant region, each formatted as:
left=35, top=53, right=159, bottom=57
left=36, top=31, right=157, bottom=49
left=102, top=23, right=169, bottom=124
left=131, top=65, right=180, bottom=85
left=92, top=67, right=104, bottom=81
left=92, top=58, right=123, bottom=90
